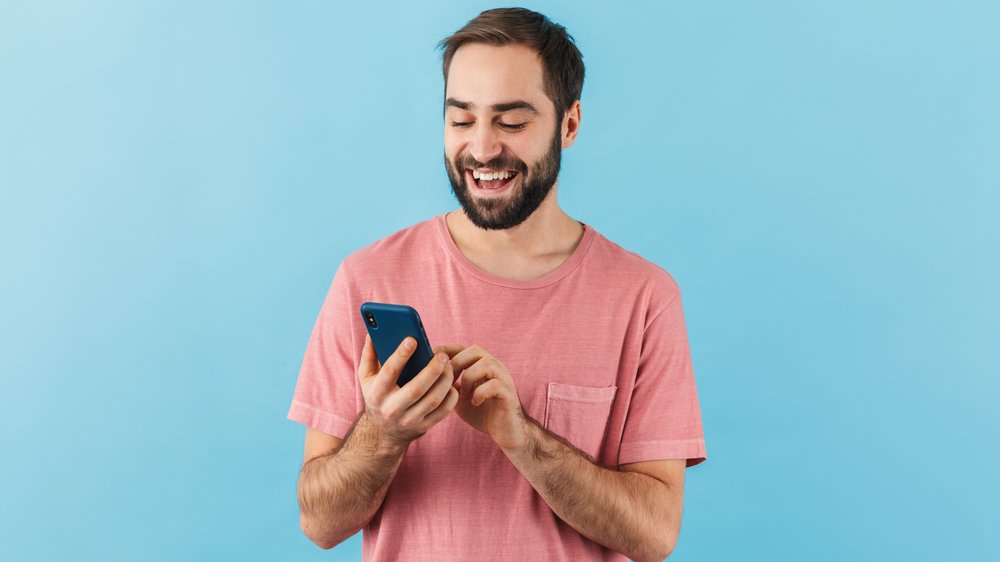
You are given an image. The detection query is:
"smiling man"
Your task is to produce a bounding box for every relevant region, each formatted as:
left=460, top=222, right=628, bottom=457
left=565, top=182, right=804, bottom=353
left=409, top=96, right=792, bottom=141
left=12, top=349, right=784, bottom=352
left=288, top=7, right=707, bottom=561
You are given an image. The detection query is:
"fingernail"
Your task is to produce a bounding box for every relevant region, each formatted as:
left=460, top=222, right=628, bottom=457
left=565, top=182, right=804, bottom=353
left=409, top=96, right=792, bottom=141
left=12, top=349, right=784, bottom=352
left=404, top=338, right=415, bottom=350
left=437, top=353, right=448, bottom=363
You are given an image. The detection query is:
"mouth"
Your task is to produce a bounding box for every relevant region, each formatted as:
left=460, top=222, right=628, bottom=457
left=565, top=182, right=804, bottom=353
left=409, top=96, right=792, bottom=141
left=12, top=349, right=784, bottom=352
left=465, top=168, right=520, bottom=196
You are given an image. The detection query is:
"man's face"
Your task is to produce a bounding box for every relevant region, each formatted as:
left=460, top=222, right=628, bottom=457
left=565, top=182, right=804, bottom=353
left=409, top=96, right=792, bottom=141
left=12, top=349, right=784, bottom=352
left=443, top=43, right=563, bottom=231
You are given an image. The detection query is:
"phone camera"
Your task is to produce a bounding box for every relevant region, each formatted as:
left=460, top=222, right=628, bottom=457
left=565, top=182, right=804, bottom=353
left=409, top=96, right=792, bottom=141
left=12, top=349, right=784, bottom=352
left=366, top=312, right=378, bottom=328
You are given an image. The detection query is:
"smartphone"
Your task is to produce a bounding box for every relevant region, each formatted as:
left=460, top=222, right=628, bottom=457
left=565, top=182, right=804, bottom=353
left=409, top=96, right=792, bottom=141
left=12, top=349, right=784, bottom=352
left=359, top=302, right=435, bottom=387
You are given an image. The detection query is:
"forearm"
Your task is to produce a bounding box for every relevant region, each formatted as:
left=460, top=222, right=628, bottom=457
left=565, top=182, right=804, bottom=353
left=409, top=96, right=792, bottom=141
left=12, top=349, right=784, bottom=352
left=297, top=411, right=408, bottom=549
left=503, top=417, right=679, bottom=561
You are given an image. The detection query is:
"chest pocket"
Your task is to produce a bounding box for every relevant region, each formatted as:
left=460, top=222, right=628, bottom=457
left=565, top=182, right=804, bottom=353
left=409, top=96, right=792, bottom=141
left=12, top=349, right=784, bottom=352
left=543, top=382, right=618, bottom=460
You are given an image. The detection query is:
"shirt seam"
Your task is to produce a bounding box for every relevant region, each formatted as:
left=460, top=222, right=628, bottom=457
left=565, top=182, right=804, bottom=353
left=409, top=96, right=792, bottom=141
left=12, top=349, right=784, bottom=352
left=290, top=399, right=355, bottom=428
left=643, top=293, right=681, bottom=333
left=435, top=213, right=597, bottom=290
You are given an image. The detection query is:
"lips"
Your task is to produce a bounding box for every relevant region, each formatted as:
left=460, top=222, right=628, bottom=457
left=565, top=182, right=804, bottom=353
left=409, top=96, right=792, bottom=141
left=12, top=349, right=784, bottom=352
left=466, top=169, right=519, bottom=195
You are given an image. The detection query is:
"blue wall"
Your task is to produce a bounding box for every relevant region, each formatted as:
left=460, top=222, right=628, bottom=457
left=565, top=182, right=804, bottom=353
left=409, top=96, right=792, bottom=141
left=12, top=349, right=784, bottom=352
left=1, top=1, right=997, bottom=560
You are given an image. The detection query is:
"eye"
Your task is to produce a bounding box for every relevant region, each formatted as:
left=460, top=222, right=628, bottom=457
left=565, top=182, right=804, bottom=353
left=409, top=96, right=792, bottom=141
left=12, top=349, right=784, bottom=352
left=449, top=121, right=472, bottom=129
left=500, top=123, right=527, bottom=131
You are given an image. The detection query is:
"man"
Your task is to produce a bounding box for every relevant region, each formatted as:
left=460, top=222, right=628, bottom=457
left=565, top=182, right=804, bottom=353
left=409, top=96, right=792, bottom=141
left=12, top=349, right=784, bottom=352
left=288, top=7, right=707, bottom=561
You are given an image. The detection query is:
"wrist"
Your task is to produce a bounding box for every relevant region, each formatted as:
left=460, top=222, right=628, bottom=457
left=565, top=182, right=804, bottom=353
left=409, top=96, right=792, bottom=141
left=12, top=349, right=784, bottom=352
left=501, top=414, right=557, bottom=463
left=352, top=410, right=414, bottom=456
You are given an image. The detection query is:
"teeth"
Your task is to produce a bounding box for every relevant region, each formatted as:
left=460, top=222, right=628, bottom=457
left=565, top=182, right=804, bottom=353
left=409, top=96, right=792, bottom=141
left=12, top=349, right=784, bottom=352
left=471, top=170, right=514, bottom=181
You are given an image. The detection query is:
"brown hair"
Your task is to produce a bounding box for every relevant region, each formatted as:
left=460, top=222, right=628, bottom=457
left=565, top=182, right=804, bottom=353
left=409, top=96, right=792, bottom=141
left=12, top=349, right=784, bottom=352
left=437, top=7, right=585, bottom=122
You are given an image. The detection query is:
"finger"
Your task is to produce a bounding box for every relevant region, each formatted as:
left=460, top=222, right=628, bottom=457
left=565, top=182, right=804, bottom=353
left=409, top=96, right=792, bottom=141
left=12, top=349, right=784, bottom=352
left=358, top=333, right=380, bottom=381
left=372, top=337, right=418, bottom=395
left=423, top=386, right=460, bottom=427
left=448, top=345, right=488, bottom=373
left=471, top=378, right=504, bottom=407
left=459, top=361, right=492, bottom=398
left=387, top=351, right=449, bottom=411
left=432, top=343, right=466, bottom=358
left=404, top=363, right=456, bottom=422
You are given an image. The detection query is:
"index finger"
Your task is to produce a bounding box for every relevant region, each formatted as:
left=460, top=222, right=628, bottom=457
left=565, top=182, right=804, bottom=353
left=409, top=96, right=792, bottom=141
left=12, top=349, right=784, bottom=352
left=449, top=345, right=489, bottom=373
left=432, top=343, right=466, bottom=358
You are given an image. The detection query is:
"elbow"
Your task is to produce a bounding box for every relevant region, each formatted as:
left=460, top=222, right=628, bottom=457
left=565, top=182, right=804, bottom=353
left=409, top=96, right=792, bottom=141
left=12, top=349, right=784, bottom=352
left=633, top=531, right=677, bottom=562
left=633, top=546, right=674, bottom=562
left=297, top=471, right=355, bottom=550
left=656, top=531, right=678, bottom=561
left=309, top=538, right=337, bottom=551
left=300, top=513, right=349, bottom=551
left=658, top=539, right=677, bottom=561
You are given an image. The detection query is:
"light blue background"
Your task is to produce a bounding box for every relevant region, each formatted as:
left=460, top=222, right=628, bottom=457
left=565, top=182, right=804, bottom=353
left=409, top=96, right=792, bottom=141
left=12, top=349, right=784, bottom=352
left=2, top=1, right=997, bottom=560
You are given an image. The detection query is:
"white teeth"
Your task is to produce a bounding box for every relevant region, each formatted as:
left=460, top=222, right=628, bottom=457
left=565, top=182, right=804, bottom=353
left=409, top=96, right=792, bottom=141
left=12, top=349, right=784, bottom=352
left=471, top=170, right=514, bottom=181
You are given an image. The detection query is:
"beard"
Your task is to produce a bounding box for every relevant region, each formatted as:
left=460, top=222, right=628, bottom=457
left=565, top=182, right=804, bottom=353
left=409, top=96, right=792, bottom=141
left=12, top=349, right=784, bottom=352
left=444, top=123, right=562, bottom=231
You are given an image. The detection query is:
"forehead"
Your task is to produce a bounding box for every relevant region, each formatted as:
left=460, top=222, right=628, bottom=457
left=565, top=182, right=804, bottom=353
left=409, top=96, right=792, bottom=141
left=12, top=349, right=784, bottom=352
left=445, top=43, right=548, bottom=112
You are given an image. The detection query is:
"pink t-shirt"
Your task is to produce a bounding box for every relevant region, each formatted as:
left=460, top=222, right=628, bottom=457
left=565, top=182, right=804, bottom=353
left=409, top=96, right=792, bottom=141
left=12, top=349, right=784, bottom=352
left=288, top=213, right=707, bottom=561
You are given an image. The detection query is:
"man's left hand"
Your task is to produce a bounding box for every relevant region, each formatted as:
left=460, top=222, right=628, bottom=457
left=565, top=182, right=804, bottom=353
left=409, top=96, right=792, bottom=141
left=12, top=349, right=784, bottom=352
left=440, top=344, right=528, bottom=451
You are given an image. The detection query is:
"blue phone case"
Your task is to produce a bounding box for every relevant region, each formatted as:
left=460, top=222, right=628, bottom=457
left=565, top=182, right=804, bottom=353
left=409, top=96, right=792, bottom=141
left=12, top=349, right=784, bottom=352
left=359, top=302, right=435, bottom=387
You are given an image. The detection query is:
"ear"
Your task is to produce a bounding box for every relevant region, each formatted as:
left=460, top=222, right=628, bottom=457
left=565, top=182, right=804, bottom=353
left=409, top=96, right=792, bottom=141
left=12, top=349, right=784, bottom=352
left=561, top=100, right=582, bottom=149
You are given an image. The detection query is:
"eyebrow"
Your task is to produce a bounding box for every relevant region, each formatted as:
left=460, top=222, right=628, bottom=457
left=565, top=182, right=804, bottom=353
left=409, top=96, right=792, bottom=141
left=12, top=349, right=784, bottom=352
left=445, top=98, right=540, bottom=115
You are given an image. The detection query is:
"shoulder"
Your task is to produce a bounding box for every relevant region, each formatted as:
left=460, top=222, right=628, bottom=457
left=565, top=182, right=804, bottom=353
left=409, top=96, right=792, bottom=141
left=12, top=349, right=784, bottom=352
left=585, top=227, right=683, bottom=314
left=336, top=216, right=438, bottom=281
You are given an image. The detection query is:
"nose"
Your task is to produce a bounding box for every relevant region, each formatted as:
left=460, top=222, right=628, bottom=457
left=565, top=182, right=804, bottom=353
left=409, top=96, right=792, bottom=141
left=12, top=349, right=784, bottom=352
left=468, top=123, right=502, bottom=164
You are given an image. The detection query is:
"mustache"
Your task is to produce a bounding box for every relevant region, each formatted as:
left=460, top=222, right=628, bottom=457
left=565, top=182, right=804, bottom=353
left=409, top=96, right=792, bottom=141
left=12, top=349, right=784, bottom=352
left=455, top=151, right=528, bottom=173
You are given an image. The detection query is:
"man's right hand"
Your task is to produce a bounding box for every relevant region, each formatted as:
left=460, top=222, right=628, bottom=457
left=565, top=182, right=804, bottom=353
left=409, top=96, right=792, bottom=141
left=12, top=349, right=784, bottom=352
left=357, top=333, right=460, bottom=445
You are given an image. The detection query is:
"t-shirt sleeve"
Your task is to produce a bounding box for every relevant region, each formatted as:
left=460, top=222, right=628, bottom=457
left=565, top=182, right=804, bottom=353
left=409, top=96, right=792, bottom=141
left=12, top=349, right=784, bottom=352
left=618, top=291, right=707, bottom=467
left=286, top=260, right=364, bottom=439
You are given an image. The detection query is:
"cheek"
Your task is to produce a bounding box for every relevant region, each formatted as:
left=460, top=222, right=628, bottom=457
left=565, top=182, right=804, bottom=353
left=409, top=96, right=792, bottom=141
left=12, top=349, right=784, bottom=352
left=443, top=132, right=463, bottom=157
left=513, top=137, right=548, bottom=165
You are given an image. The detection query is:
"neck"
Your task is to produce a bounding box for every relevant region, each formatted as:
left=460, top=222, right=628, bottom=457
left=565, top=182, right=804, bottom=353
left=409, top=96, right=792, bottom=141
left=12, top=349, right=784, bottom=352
left=446, top=183, right=584, bottom=260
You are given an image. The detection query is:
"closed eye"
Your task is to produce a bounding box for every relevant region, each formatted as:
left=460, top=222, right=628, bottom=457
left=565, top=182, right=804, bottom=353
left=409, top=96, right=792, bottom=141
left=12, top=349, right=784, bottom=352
left=448, top=121, right=527, bottom=131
